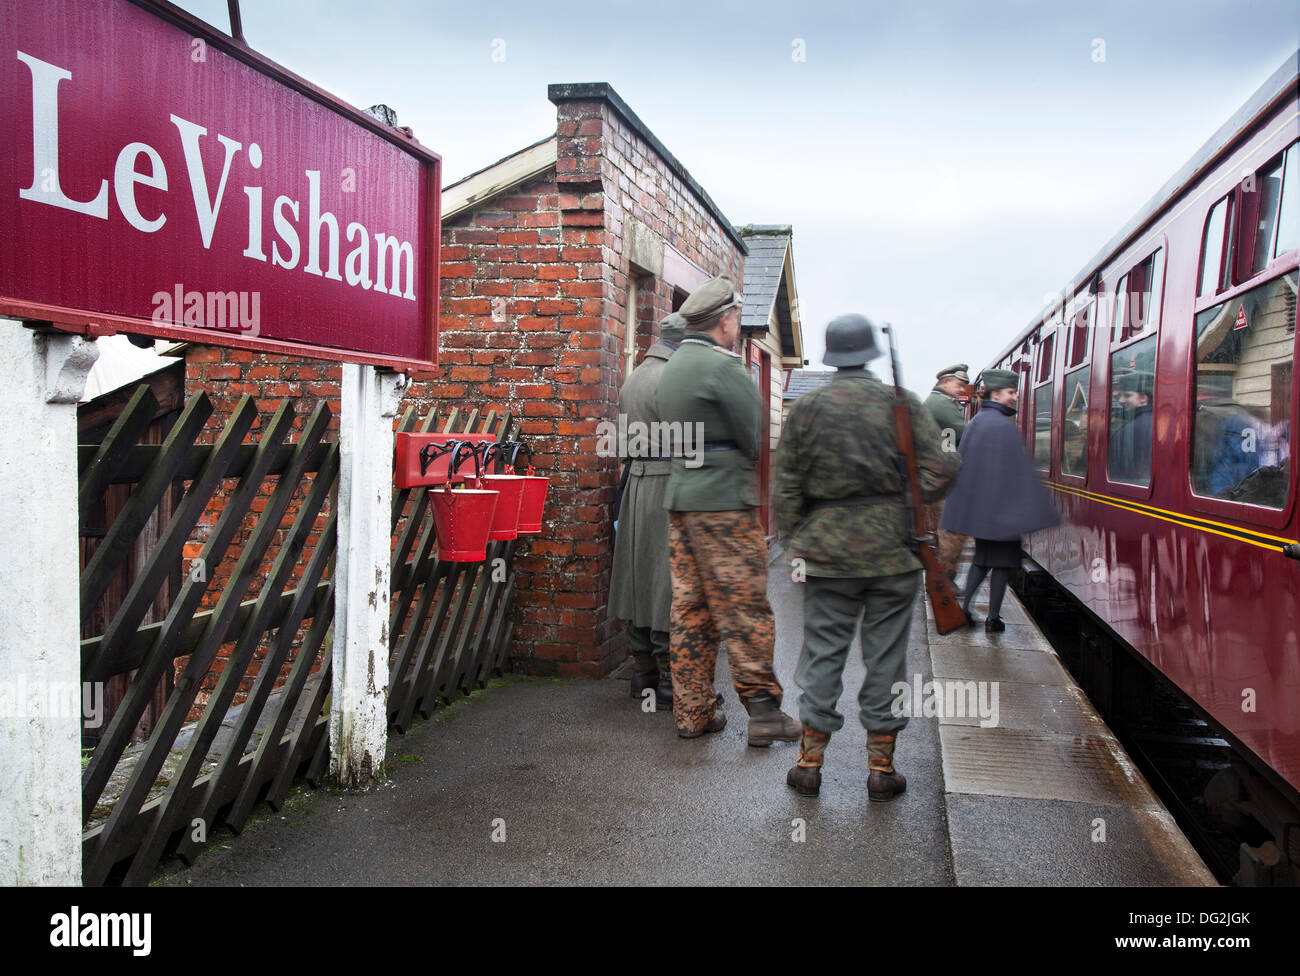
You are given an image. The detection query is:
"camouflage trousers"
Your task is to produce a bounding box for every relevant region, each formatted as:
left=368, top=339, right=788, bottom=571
left=927, top=500, right=965, bottom=577
left=668, top=509, right=783, bottom=734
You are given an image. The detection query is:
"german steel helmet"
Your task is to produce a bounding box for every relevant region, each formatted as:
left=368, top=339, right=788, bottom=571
left=823, top=313, right=882, bottom=367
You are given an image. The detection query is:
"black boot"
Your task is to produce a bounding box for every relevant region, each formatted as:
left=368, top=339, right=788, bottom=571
left=629, top=669, right=659, bottom=698
left=655, top=682, right=673, bottom=711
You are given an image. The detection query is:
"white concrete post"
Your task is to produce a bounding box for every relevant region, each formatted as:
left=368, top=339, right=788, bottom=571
left=332, top=363, right=407, bottom=788
left=0, top=322, right=98, bottom=885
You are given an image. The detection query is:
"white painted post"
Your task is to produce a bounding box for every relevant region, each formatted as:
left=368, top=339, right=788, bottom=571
left=0, top=323, right=98, bottom=885
left=332, top=363, right=407, bottom=788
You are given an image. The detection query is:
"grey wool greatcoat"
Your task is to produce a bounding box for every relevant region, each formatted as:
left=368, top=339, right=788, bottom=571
left=609, top=340, right=676, bottom=631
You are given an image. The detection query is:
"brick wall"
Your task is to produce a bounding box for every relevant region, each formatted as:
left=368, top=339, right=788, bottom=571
left=180, top=85, right=746, bottom=680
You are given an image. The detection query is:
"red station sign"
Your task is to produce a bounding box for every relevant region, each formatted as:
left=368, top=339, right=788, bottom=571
left=0, top=0, right=441, bottom=370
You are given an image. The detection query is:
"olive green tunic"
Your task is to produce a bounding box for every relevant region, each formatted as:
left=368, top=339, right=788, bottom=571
left=656, top=333, right=760, bottom=512
left=923, top=387, right=967, bottom=446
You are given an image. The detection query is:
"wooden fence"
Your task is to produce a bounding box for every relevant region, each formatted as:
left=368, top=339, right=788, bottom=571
left=78, top=387, right=515, bottom=885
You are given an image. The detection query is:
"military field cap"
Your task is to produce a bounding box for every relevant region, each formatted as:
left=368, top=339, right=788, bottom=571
left=1115, top=370, right=1154, bottom=395
left=978, top=369, right=1018, bottom=392
left=680, top=275, right=743, bottom=325
left=937, top=364, right=970, bottom=383
left=823, top=313, right=883, bottom=367
left=658, top=312, right=687, bottom=343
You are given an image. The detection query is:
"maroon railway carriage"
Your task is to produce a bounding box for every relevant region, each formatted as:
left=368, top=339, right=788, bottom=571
left=983, top=52, right=1299, bottom=842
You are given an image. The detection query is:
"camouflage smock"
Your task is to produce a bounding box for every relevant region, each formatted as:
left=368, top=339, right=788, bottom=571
left=774, top=370, right=960, bottom=578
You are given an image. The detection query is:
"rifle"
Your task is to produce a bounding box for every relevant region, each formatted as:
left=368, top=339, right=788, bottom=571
left=881, top=324, right=969, bottom=635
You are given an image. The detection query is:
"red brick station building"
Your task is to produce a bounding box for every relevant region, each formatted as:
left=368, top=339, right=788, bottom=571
left=102, top=83, right=806, bottom=677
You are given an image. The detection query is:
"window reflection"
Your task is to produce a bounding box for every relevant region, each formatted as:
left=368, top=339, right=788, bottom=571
left=1191, top=270, right=1296, bottom=509
left=1034, top=380, right=1053, bottom=470
left=1108, top=334, right=1157, bottom=486
left=1062, top=366, right=1090, bottom=478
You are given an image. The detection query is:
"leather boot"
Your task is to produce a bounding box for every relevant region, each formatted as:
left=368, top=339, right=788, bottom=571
left=678, top=708, right=726, bottom=739
left=655, top=683, right=674, bottom=710
left=653, top=652, right=674, bottom=710
left=786, top=728, right=830, bottom=796
left=743, top=694, right=802, bottom=748
left=629, top=669, right=659, bottom=698
left=867, top=731, right=906, bottom=802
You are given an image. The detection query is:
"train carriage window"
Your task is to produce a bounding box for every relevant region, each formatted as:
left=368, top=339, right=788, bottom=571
left=1035, top=330, right=1056, bottom=384
left=1033, top=379, right=1054, bottom=471
left=1061, top=366, right=1090, bottom=478
left=1271, top=142, right=1299, bottom=261
left=1107, top=334, right=1157, bottom=486
left=1065, top=301, right=1093, bottom=369
left=1250, top=154, right=1286, bottom=276
left=1112, top=248, right=1165, bottom=343
left=1189, top=269, right=1296, bottom=510
left=1198, top=195, right=1232, bottom=297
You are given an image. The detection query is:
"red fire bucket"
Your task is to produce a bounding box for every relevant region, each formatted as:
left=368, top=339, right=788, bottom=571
left=482, top=474, right=526, bottom=541
left=430, top=442, right=498, bottom=561
left=495, top=441, right=548, bottom=535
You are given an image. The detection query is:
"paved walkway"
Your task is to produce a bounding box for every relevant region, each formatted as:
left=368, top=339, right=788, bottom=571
left=159, top=551, right=1211, bottom=886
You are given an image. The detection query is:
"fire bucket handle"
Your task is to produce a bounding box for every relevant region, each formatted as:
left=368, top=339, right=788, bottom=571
left=503, top=440, right=535, bottom=476
left=418, top=439, right=457, bottom=478
left=482, top=440, right=508, bottom=474
left=448, top=439, right=485, bottom=487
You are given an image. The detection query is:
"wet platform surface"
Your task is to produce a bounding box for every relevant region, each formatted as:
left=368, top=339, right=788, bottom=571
left=160, top=551, right=1214, bottom=886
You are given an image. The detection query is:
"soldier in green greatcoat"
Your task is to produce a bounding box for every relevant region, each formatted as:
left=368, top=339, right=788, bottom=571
left=923, top=364, right=969, bottom=447
left=609, top=312, right=686, bottom=710
left=775, top=315, right=959, bottom=801
left=923, top=364, right=971, bottom=577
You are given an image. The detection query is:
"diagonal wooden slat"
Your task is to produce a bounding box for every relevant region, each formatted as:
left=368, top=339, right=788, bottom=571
left=79, top=394, right=523, bottom=885
left=77, top=440, right=334, bottom=486
left=179, top=471, right=337, bottom=860
left=79, top=384, right=159, bottom=508
left=80, top=392, right=214, bottom=622
left=123, top=402, right=335, bottom=882
left=388, top=524, right=444, bottom=726
left=82, top=396, right=290, bottom=861
left=424, top=561, right=485, bottom=710
left=228, top=573, right=335, bottom=826
left=81, top=581, right=332, bottom=681
left=466, top=540, right=516, bottom=689
left=81, top=395, right=255, bottom=813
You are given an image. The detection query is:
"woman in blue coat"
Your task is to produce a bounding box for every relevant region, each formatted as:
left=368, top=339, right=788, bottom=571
left=939, top=370, right=1060, bottom=632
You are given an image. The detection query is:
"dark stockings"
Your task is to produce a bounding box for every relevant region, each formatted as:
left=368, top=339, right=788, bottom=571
left=962, top=566, right=1010, bottom=620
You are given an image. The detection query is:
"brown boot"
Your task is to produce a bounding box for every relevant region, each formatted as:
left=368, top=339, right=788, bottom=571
left=678, top=707, right=727, bottom=739
left=786, top=729, right=831, bottom=796
left=867, top=731, right=907, bottom=802
left=743, top=694, right=802, bottom=747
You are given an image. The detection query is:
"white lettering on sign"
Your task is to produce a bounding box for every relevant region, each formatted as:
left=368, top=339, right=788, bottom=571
left=14, top=50, right=417, bottom=304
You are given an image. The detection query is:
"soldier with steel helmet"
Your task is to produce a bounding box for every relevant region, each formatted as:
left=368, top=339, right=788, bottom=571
left=656, top=275, right=802, bottom=746
left=775, top=314, right=959, bottom=801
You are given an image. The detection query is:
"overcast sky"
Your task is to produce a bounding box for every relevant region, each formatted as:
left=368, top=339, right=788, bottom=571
left=176, top=0, right=1299, bottom=391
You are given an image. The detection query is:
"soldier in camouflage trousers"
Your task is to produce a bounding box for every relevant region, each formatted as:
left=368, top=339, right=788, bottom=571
left=657, top=275, right=802, bottom=745
left=775, top=314, right=959, bottom=801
